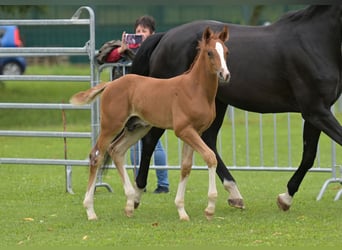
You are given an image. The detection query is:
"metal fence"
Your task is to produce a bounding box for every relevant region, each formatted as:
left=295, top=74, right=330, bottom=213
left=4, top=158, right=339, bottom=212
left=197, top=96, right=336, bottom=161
left=0, top=6, right=98, bottom=194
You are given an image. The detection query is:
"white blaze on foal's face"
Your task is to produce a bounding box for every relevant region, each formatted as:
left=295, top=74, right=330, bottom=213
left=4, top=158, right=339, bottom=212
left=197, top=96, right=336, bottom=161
left=215, top=41, right=230, bottom=82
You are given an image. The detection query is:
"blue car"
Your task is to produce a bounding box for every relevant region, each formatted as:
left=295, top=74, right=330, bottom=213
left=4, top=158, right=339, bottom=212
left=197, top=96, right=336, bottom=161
left=0, top=25, right=26, bottom=75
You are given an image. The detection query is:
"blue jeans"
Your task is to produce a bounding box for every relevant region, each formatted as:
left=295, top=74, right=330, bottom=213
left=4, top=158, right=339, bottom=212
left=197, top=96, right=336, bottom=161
left=130, top=140, right=169, bottom=188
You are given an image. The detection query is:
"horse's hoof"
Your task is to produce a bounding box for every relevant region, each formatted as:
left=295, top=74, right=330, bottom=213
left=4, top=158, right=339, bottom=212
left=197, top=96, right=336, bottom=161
left=134, top=201, right=140, bottom=209
left=277, top=197, right=290, bottom=211
left=125, top=207, right=134, bottom=217
left=228, top=198, right=245, bottom=209
left=277, top=194, right=291, bottom=211
left=177, top=209, right=190, bottom=221
left=86, top=210, right=98, bottom=220
left=205, top=214, right=214, bottom=221
left=204, top=209, right=214, bottom=220
left=179, top=215, right=190, bottom=221
left=87, top=215, right=98, bottom=221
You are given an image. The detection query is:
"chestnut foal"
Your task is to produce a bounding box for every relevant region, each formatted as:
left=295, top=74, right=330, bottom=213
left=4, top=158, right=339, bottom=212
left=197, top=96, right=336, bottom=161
left=70, top=26, right=230, bottom=221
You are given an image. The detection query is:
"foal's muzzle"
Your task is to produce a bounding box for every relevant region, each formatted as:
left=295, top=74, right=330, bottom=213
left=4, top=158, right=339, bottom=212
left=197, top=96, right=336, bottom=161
left=218, top=69, right=231, bottom=83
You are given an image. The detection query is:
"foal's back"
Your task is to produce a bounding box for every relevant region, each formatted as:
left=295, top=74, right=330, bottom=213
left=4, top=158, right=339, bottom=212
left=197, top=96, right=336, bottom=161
left=100, top=73, right=191, bottom=129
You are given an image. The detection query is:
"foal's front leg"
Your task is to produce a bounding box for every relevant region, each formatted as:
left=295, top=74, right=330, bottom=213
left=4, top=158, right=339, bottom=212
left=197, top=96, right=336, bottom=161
left=180, top=129, right=218, bottom=220
left=175, top=143, right=193, bottom=221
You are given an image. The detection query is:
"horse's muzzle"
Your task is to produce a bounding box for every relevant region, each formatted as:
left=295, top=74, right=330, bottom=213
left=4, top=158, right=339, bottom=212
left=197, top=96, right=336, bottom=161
left=219, top=69, right=231, bottom=83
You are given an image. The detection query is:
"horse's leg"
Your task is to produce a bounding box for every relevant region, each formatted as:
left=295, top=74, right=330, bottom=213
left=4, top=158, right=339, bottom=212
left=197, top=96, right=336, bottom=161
left=277, top=121, right=321, bottom=211
left=277, top=91, right=342, bottom=210
left=202, top=99, right=244, bottom=208
left=178, top=129, right=218, bottom=220
left=112, top=151, right=136, bottom=217
left=174, top=142, right=193, bottom=221
left=134, top=127, right=166, bottom=209
left=109, top=126, right=152, bottom=217
left=108, top=141, right=136, bottom=217
left=83, top=136, right=111, bottom=220
left=303, top=106, right=342, bottom=146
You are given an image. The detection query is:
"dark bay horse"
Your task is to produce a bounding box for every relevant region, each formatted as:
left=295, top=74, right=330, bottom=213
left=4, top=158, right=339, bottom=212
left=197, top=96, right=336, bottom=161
left=131, top=5, right=342, bottom=211
left=71, top=27, right=230, bottom=220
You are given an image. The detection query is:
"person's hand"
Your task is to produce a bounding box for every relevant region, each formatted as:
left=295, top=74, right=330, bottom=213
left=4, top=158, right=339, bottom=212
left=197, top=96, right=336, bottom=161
left=119, top=31, right=128, bottom=54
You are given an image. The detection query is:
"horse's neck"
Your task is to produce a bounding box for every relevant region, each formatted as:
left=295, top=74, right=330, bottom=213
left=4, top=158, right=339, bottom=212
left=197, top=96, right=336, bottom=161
left=307, top=6, right=341, bottom=50
left=188, top=50, right=219, bottom=100
left=285, top=6, right=341, bottom=34
left=279, top=5, right=342, bottom=52
left=307, top=5, right=341, bottom=28
left=281, top=5, right=339, bottom=21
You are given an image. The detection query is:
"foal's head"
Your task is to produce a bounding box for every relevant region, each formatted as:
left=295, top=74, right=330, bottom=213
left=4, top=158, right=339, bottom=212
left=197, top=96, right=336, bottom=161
left=200, top=26, right=230, bottom=83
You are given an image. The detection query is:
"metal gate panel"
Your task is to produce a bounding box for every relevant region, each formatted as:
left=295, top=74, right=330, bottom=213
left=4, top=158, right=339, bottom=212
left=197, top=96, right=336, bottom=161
left=0, top=6, right=97, bottom=194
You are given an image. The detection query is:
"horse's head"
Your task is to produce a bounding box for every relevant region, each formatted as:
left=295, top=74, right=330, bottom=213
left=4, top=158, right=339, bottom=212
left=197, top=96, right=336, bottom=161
left=202, top=25, right=230, bottom=83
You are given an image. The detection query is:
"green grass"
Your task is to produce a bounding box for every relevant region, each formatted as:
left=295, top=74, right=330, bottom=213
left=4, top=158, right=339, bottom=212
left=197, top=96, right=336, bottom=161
left=0, top=165, right=340, bottom=247
left=0, top=64, right=341, bottom=247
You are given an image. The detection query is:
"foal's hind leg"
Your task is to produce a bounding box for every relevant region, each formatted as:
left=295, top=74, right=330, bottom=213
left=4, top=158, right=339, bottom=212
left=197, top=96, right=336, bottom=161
left=83, top=139, right=110, bottom=220
left=112, top=149, right=135, bottom=217
left=135, top=128, right=166, bottom=209
left=109, top=125, right=152, bottom=217
left=109, top=145, right=136, bottom=217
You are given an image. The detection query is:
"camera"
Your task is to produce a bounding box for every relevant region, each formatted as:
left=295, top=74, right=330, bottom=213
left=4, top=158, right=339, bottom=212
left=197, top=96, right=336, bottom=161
left=124, top=34, right=143, bottom=45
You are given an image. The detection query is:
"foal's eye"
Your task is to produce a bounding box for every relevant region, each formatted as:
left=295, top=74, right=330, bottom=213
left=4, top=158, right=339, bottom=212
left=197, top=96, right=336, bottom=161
left=207, top=51, right=214, bottom=57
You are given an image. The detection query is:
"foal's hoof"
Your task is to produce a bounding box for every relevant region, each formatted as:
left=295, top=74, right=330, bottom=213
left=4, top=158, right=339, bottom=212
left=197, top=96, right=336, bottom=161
left=228, top=198, right=245, bottom=209
left=87, top=214, right=98, bottom=221
left=179, top=214, right=190, bottom=221
left=277, top=193, right=292, bottom=211
left=205, top=212, right=214, bottom=221
left=86, top=210, right=98, bottom=221
left=125, top=207, right=134, bottom=217
left=204, top=209, right=214, bottom=221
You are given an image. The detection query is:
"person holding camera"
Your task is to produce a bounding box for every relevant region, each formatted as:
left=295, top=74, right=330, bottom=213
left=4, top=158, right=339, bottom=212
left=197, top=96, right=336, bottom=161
left=105, top=15, right=170, bottom=194
left=106, top=15, right=154, bottom=63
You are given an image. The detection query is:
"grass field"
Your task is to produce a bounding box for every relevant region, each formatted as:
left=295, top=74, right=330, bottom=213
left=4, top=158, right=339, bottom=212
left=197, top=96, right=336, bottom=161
left=0, top=64, right=341, bottom=248
left=0, top=165, right=340, bottom=247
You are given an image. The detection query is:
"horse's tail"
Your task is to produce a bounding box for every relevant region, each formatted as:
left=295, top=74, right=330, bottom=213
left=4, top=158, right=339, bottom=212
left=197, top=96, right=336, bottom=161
left=131, top=32, right=165, bottom=76
left=70, top=82, right=108, bottom=105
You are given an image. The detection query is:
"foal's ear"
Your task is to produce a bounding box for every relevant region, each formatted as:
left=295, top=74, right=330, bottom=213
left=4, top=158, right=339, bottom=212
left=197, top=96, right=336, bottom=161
left=219, top=25, right=229, bottom=42
left=203, top=26, right=213, bottom=43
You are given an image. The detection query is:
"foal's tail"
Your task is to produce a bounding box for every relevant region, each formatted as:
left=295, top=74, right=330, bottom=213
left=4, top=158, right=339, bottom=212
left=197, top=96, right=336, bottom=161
left=70, top=82, right=108, bottom=105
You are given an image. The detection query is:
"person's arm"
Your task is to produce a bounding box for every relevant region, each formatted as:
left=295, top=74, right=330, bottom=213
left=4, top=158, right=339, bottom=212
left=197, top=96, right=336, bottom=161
left=106, top=47, right=122, bottom=62
left=105, top=31, right=129, bottom=63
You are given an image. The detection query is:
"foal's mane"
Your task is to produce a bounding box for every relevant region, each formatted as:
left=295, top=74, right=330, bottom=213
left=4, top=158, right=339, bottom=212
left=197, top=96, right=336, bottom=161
left=183, top=30, right=220, bottom=75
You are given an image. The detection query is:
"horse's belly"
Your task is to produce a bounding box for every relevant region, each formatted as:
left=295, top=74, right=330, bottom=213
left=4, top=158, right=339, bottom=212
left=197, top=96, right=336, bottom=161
left=217, top=79, right=300, bottom=113
left=134, top=103, right=173, bottom=129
